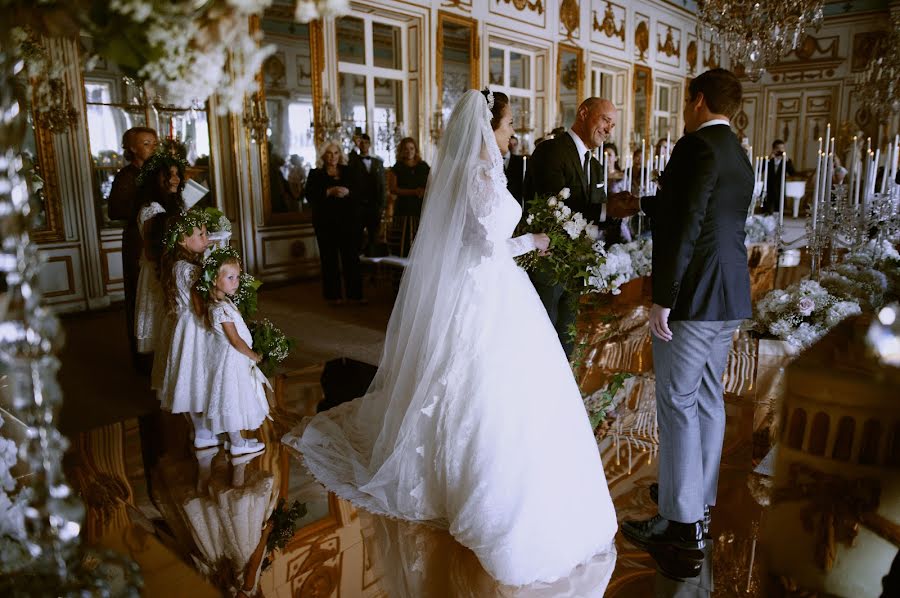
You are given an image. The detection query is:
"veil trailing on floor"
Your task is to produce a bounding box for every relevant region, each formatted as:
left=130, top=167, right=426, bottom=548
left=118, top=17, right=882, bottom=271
left=289, top=89, right=505, bottom=520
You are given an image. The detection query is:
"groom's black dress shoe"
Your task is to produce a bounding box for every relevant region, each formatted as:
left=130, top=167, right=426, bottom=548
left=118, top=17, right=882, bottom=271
left=649, top=482, right=711, bottom=538
left=622, top=514, right=706, bottom=552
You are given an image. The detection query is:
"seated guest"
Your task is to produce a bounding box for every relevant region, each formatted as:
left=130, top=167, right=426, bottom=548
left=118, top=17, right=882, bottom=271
left=306, top=141, right=364, bottom=305
left=387, top=137, right=430, bottom=256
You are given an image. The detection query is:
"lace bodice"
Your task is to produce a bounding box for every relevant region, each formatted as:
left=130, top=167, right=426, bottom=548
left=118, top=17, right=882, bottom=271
left=465, top=159, right=536, bottom=259
left=209, top=298, right=253, bottom=349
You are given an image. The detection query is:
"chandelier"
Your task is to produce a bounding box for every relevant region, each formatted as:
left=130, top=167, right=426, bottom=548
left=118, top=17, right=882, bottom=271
left=697, top=0, right=824, bottom=81
left=854, top=16, right=900, bottom=124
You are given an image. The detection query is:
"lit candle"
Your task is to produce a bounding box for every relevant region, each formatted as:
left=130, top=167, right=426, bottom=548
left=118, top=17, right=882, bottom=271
left=762, top=157, right=768, bottom=197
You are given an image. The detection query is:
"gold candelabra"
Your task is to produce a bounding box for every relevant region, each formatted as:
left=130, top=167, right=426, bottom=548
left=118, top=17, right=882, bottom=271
left=243, top=92, right=269, bottom=143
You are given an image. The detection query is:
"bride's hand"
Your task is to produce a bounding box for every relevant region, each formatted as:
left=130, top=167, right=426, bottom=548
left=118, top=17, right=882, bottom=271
left=532, top=233, right=551, bottom=255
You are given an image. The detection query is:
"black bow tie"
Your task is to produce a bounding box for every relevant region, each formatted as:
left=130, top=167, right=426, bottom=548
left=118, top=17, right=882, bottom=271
left=361, top=156, right=371, bottom=161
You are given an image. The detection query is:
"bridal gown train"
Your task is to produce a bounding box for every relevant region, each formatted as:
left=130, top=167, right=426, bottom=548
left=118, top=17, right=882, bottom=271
left=282, top=91, right=617, bottom=587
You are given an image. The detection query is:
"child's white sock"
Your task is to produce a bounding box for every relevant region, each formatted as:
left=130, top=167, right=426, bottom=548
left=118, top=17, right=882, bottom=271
left=228, top=431, right=245, bottom=447
left=190, top=413, right=213, bottom=439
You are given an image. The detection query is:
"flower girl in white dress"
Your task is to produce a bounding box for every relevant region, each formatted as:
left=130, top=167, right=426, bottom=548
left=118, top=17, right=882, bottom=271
left=154, top=209, right=218, bottom=448
left=197, top=247, right=270, bottom=456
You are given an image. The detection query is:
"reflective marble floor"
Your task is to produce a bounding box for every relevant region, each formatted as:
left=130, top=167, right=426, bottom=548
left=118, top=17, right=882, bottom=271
left=54, top=273, right=825, bottom=597
left=59, top=356, right=778, bottom=598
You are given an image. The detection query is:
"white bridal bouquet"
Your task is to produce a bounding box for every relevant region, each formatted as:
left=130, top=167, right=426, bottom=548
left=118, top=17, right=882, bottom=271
left=754, top=279, right=862, bottom=351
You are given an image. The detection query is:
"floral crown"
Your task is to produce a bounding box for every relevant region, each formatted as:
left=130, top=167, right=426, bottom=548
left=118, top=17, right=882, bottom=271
left=137, top=146, right=189, bottom=189
left=482, top=87, right=494, bottom=110
left=163, top=208, right=211, bottom=250
left=195, top=245, right=241, bottom=299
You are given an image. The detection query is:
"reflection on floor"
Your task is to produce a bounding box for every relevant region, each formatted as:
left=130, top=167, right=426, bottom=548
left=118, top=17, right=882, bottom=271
left=57, top=251, right=826, bottom=596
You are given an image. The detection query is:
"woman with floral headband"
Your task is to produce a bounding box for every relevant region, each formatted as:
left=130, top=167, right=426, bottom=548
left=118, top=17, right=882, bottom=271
left=133, top=149, right=187, bottom=358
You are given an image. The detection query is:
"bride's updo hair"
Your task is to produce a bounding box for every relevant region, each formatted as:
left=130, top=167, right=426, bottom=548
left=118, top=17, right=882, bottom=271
left=481, top=89, right=510, bottom=131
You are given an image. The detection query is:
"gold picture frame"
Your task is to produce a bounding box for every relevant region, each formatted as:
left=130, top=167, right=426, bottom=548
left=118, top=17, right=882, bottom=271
left=436, top=11, right=480, bottom=115
left=557, top=42, right=584, bottom=127
left=633, top=64, right=652, bottom=141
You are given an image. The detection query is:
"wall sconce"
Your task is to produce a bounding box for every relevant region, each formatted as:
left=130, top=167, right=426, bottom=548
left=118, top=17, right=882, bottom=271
left=243, top=92, right=269, bottom=143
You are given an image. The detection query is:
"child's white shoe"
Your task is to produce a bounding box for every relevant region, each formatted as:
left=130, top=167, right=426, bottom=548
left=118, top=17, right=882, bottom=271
left=229, top=441, right=265, bottom=456
left=194, top=435, right=222, bottom=449
left=224, top=438, right=261, bottom=450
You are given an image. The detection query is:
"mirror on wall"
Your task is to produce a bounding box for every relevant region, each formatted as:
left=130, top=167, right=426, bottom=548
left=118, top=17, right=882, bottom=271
left=80, top=38, right=215, bottom=229
left=557, top=44, right=583, bottom=129
left=259, top=3, right=322, bottom=224
left=437, top=12, right=478, bottom=124
left=632, top=64, right=652, bottom=144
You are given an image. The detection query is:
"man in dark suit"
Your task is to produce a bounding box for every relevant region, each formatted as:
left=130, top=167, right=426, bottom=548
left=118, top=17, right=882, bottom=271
left=614, top=69, right=753, bottom=556
left=522, top=97, right=633, bottom=356
left=764, top=138, right=795, bottom=214
left=348, top=134, right=386, bottom=256
left=504, top=136, right=526, bottom=205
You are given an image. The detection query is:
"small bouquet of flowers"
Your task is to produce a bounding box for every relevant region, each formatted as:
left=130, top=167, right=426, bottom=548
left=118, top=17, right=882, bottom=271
left=517, top=187, right=604, bottom=297
left=744, top=214, right=777, bottom=244
left=233, top=272, right=263, bottom=319
left=754, top=279, right=861, bottom=351
left=248, top=318, right=295, bottom=377
left=204, top=207, right=232, bottom=233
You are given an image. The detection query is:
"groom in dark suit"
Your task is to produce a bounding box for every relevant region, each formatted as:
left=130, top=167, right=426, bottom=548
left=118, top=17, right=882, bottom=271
left=523, top=98, right=633, bottom=356
left=614, top=69, right=753, bottom=555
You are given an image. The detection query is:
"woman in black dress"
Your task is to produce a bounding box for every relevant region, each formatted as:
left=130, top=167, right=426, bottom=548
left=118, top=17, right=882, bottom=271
left=387, top=137, right=430, bottom=256
left=306, top=141, right=363, bottom=304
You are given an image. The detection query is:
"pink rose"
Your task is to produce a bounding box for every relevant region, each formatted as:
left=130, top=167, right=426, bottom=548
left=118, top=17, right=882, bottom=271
left=797, top=297, right=815, bottom=317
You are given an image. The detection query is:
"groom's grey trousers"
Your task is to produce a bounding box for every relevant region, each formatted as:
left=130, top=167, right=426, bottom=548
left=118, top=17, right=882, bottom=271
left=653, top=319, right=742, bottom=524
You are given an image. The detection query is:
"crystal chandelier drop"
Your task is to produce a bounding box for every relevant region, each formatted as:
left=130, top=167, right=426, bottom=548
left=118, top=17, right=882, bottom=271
left=697, top=0, right=825, bottom=81
left=854, top=16, right=900, bottom=124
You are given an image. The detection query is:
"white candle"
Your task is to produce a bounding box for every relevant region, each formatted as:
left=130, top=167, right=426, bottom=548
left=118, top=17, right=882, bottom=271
left=762, top=158, right=769, bottom=197
left=811, top=151, right=821, bottom=232
left=603, top=149, right=608, bottom=194
left=873, top=148, right=881, bottom=196
left=848, top=136, right=858, bottom=205
left=854, top=158, right=862, bottom=208
left=641, top=138, right=646, bottom=193
left=779, top=152, right=787, bottom=227
left=880, top=144, right=891, bottom=194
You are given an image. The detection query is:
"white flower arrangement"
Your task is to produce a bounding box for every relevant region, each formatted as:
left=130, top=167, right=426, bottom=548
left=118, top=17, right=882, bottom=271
left=754, top=279, right=862, bottom=351
left=586, top=238, right=653, bottom=295
left=745, top=214, right=777, bottom=244
left=819, top=258, right=889, bottom=310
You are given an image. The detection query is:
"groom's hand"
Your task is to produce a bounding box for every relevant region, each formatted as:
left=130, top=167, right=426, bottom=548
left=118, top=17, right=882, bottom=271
left=649, top=303, right=673, bottom=342
left=607, top=192, right=641, bottom=218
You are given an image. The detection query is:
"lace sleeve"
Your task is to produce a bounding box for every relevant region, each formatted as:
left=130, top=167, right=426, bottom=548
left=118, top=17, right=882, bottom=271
left=175, top=261, right=200, bottom=292
left=208, top=301, right=234, bottom=329
left=137, top=202, right=165, bottom=230
left=465, top=163, right=538, bottom=259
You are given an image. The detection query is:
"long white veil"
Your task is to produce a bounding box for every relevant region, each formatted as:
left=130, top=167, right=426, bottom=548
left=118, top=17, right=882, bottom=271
left=290, top=89, right=503, bottom=520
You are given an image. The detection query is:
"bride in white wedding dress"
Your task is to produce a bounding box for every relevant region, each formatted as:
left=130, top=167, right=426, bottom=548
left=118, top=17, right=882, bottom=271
left=282, top=89, right=617, bottom=587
